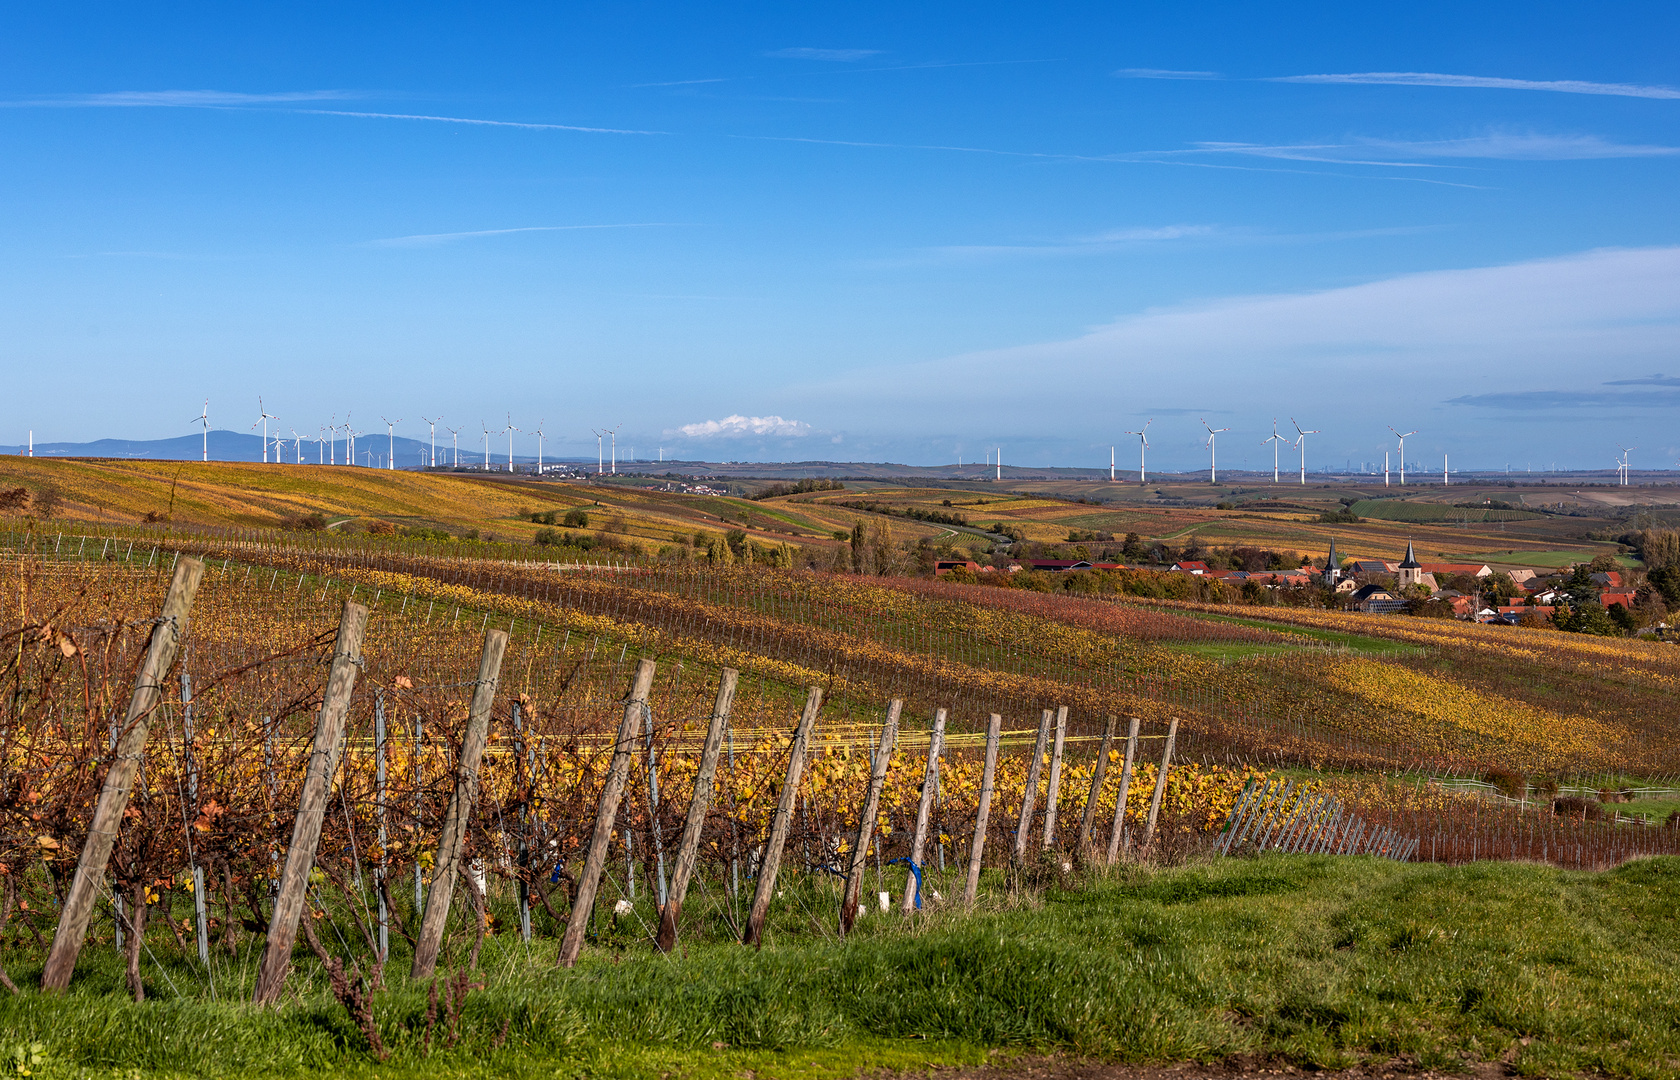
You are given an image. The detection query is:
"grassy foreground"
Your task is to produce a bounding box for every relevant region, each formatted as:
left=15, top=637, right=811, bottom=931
left=5, top=856, right=1680, bottom=1078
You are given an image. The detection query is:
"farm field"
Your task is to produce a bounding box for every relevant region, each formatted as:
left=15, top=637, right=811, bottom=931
left=5, top=522, right=1680, bottom=1078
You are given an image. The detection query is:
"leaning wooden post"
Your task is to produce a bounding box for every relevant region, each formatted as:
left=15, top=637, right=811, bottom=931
left=1105, top=717, right=1142, bottom=864
left=251, top=600, right=370, bottom=1005
left=1138, top=718, right=1179, bottom=857
left=42, top=556, right=205, bottom=992
left=840, top=700, right=901, bottom=936
left=899, top=709, right=946, bottom=914
left=963, top=713, right=1002, bottom=905
left=743, top=686, right=823, bottom=947
left=410, top=628, right=509, bottom=980
left=558, top=658, right=656, bottom=968
left=1040, top=705, right=1068, bottom=851
left=1076, top=716, right=1118, bottom=859
left=656, top=668, right=738, bottom=952
left=1012, top=708, right=1053, bottom=864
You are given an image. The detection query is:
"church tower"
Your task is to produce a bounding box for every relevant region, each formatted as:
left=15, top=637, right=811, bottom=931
left=1397, top=540, right=1424, bottom=590
left=1324, top=537, right=1342, bottom=585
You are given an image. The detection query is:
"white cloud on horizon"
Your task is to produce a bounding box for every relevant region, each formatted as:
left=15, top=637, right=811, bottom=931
left=765, top=48, right=882, bottom=61
left=1273, top=71, right=1680, bottom=99
left=792, top=246, right=1680, bottom=455
left=675, top=415, right=812, bottom=438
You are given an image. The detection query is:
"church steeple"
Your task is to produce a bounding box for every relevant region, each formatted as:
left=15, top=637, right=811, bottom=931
left=1325, top=536, right=1342, bottom=583
left=1397, top=539, right=1425, bottom=590
left=1399, top=540, right=1420, bottom=569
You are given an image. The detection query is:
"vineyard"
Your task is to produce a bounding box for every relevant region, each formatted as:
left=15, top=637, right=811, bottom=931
left=4, top=526, right=1680, bottom=1076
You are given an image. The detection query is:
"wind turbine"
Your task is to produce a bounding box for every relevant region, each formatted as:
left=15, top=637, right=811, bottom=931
left=1291, top=419, right=1320, bottom=486
left=609, top=426, right=620, bottom=474
left=1263, top=419, right=1288, bottom=484
left=1124, top=421, right=1151, bottom=483
left=190, top=400, right=210, bottom=462
left=1389, top=427, right=1418, bottom=486
left=291, top=428, right=303, bottom=464
left=533, top=419, right=546, bottom=475
left=1617, top=444, right=1635, bottom=486
left=505, top=414, right=519, bottom=473
left=446, top=425, right=460, bottom=467
left=343, top=413, right=354, bottom=466
left=592, top=429, right=606, bottom=475
left=480, top=421, right=492, bottom=470
left=421, top=417, right=439, bottom=468
left=382, top=417, right=402, bottom=471
left=252, top=397, right=277, bottom=464
left=1201, top=419, right=1230, bottom=485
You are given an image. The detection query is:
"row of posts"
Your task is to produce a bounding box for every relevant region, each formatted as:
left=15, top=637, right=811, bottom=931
left=36, top=555, right=1183, bottom=998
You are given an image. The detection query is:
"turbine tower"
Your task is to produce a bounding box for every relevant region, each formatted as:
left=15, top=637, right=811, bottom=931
left=342, top=413, right=354, bottom=466
left=1109, top=445, right=1115, bottom=483
left=480, top=421, right=492, bottom=470
left=1263, top=419, right=1288, bottom=484
left=534, top=420, right=546, bottom=475
left=382, top=417, right=402, bottom=471
left=610, top=426, right=620, bottom=474
left=253, top=397, right=277, bottom=464
left=1291, top=418, right=1320, bottom=486
left=1389, top=426, right=1418, bottom=487
left=1618, top=444, right=1635, bottom=486
left=421, top=417, right=439, bottom=468
left=189, top=400, right=210, bottom=462
left=1123, top=421, right=1151, bottom=483
left=291, top=428, right=303, bottom=464
left=506, top=414, right=519, bottom=473
left=1201, top=419, right=1230, bottom=485
left=592, top=429, right=606, bottom=475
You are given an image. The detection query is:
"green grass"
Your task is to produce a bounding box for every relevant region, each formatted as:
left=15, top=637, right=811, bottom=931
left=8, top=857, right=1680, bottom=1078
left=1350, top=500, right=1544, bottom=524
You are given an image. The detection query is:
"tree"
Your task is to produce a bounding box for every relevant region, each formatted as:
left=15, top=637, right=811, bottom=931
left=868, top=520, right=897, bottom=576
left=31, top=486, right=61, bottom=520
left=850, top=522, right=867, bottom=573
left=1555, top=602, right=1618, bottom=636
left=1121, top=532, right=1146, bottom=560
left=1588, top=553, right=1622, bottom=573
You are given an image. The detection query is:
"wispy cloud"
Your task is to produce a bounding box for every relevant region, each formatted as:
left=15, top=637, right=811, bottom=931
left=765, top=48, right=882, bottom=62
left=367, top=224, right=676, bottom=248
left=1153, top=133, right=1678, bottom=167
left=907, top=224, right=1218, bottom=263
left=294, top=110, right=659, bottom=134
left=1605, top=373, right=1680, bottom=386
left=629, top=78, right=731, bottom=88
left=1273, top=71, right=1680, bottom=99
left=1113, top=68, right=1221, bottom=80
left=675, top=415, right=811, bottom=438
left=4, top=89, right=352, bottom=107
left=1449, top=385, right=1680, bottom=411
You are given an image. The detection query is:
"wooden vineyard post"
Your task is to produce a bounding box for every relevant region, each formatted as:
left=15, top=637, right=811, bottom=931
left=743, top=686, right=823, bottom=948
left=42, top=555, right=205, bottom=992
left=410, top=628, right=509, bottom=980
left=1040, top=705, right=1068, bottom=851
left=963, top=713, right=1002, bottom=905
left=840, top=700, right=901, bottom=937
left=1105, top=718, right=1141, bottom=864
left=1139, top=718, right=1179, bottom=857
left=251, top=600, right=370, bottom=1005
left=899, top=709, right=947, bottom=914
left=1076, top=716, right=1118, bottom=859
left=1012, top=709, right=1054, bottom=864
left=656, top=668, right=738, bottom=952
left=558, top=659, right=656, bottom=968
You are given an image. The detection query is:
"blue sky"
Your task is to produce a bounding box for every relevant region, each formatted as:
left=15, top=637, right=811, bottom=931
left=3, top=2, right=1678, bottom=472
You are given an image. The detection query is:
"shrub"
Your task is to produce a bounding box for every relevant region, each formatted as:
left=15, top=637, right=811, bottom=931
left=534, top=528, right=560, bottom=547
left=365, top=520, right=397, bottom=536
left=1484, top=766, right=1527, bottom=799
left=1552, top=796, right=1606, bottom=820
left=281, top=512, right=328, bottom=531
left=562, top=508, right=589, bottom=528
left=0, top=487, right=27, bottom=512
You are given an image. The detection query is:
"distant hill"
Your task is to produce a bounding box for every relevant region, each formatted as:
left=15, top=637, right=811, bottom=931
left=0, top=430, right=589, bottom=467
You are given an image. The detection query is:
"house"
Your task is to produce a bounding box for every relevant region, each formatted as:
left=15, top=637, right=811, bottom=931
left=934, top=560, right=983, bottom=576
left=1448, top=596, right=1474, bottom=618
left=1600, top=589, right=1636, bottom=609
left=1347, top=559, right=1392, bottom=576
left=1028, top=559, right=1093, bottom=573
left=1246, top=569, right=1310, bottom=587
left=1505, top=568, right=1538, bottom=586
left=1348, top=583, right=1405, bottom=614
left=1334, top=577, right=1361, bottom=594
left=1171, top=560, right=1209, bottom=575
left=1590, top=571, right=1625, bottom=589
left=1529, top=588, right=1562, bottom=604
left=1498, top=605, right=1555, bottom=624
left=1421, top=562, right=1492, bottom=579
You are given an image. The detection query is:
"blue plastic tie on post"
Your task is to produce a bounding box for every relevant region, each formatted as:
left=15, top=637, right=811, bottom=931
left=885, top=857, right=923, bottom=909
